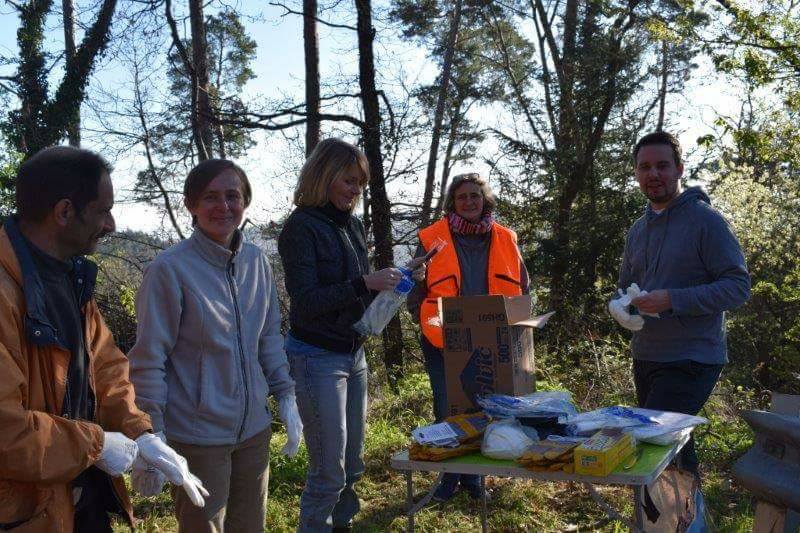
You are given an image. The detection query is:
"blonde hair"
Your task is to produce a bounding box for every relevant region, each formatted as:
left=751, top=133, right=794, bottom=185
left=443, top=173, right=496, bottom=214
left=294, top=138, right=370, bottom=208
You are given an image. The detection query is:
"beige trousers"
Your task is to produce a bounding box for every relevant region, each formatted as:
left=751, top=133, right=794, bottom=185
left=169, top=428, right=271, bottom=533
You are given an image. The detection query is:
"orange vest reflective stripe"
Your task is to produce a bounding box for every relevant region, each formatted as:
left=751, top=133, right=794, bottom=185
left=419, top=218, right=523, bottom=348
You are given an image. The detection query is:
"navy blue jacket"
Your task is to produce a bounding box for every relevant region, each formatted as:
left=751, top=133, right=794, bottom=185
left=278, top=206, right=374, bottom=353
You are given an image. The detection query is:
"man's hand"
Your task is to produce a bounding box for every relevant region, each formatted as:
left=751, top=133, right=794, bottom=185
left=608, top=297, right=644, bottom=331
left=632, top=289, right=671, bottom=315
left=95, top=432, right=138, bottom=477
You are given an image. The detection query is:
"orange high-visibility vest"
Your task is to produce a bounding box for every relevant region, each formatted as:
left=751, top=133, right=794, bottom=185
left=419, top=218, right=523, bottom=348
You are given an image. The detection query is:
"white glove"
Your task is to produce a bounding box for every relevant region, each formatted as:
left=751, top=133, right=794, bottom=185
left=136, top=432, right=210, bottom=507
left=625, top=283, right=659, bottom=317
left=608, top=289, right=644, bottom=331
left=95, top=432, right=138, bottom=477
left=278, top=395, right=303, bottom=458
left=131, top=432, right=167, bottom=497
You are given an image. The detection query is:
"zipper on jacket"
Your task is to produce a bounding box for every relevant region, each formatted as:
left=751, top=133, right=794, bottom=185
left=59, top=336, right=75, bottom=419
left=341, top=229, right=365, bottom=280
left=86, top=325, right=98, bottom=426
left=85, top=338, right=127, bottom=520
left=341, top=227, right=366, bottom=353
left=226, top=258, right=250, bottom=442
left=63, top=371, right=72, bottom=419
left=310, top=210, right=368, bottom=354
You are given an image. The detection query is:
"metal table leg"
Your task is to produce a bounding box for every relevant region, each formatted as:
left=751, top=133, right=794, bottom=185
left=480, top=475, right=488, bottom=533
left=406, top=470, right=414, bottom=533
left=404, top=471, right=446, bottom=532
left=584, top=483, right=641, bottom=532
left=633, top=485, right=644, bottom=531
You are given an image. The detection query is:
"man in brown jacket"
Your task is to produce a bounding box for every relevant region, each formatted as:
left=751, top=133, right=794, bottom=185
left=0, top=147, right=204, bottom=532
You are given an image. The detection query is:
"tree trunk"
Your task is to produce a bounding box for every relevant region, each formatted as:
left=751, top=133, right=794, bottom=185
left=582, top=167, right=600, bottom=316
left=13, top=0, right=117, bottom=157
left=304, top=0, right=321, bottom=155
left=548, top=166, right=584, bottom=310
left=420, top=0, right=462, bottom=227
left=189, top=0, right=214, bottom=160
left=361, top=181, right=371, bottom=241
left=355, top=0, right=403, bottom=386
left=213, top=34, right=227, bottom=159
left=544, top=0, right=580, bottom=311
left=62, top=0, right=79, bottom=147
left=657, top=40, right=668, bottom=132
left=433, top=100, right=463, bottom=220
left=544, top=0, right=635, bottom=311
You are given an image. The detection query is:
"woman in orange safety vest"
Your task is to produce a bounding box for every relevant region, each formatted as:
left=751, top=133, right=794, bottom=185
left=407, top=172, right=530, bottom=503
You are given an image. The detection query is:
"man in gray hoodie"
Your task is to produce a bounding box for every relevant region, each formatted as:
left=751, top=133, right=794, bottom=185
left=613, top=131, right=750, bottom=476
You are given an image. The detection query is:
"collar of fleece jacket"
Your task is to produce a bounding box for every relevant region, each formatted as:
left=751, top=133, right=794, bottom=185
left=190, top=227, right=244, bottom=269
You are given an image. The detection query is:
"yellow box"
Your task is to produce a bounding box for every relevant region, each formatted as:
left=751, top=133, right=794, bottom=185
left=574, top=428, right=636, bottom=476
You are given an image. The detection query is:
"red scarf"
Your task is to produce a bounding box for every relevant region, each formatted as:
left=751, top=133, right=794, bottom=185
left=447, top=211, right=494, bottom=235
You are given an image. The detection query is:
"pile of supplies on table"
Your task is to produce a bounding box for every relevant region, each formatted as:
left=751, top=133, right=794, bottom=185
left=408, top=391, right=708, bottom=477
left=409, top=412, right=490, bottom=461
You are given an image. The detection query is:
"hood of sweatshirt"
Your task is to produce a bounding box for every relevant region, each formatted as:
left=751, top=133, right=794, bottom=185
left=645, top=186, right=709, bottom=221
left=640, top=187, right=709, bottom=282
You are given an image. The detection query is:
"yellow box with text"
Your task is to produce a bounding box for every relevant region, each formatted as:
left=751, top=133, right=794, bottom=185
left=574, top=428, right=636, bottom=476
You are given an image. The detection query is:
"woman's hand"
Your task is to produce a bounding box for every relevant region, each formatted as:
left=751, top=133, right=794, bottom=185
left=363, top=268, right=403, bottom=291
left=406, top=256, right=427, bottom=282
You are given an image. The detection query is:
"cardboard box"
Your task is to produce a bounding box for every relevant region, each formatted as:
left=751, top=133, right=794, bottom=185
left=574, top=428, right=636, bottom=476
left=440, top=295, right=552, bottom=416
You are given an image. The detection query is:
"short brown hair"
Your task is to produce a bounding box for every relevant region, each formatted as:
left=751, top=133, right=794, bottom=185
left=294, top=138, right=370, bottom=208
left=184, top=159, right=252, bottom=210
left=633, top=131, right=683, bottom=167
left=16, top=146, right=112, bottom=222
left=443, top=173, right=496, bottom=215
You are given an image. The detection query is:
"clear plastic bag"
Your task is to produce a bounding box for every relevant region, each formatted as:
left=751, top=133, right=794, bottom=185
left=354, top=238, right=447, bottom=337
left=477, top=391, right=577, bottom=419
left=353, top=267, right=414, bottom=336
left=559, top=406, right=707, bottom=445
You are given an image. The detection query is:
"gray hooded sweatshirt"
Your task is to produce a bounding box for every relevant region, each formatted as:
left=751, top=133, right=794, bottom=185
left=618, top=187, right=750, bottom=364
left=129, top=229, right=294, bottom=446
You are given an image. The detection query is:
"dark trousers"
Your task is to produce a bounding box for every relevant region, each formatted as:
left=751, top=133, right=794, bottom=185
left=420, top=335, right=480, bottom=491
left=74, top=502, right=112, bottom=533
left=73, top=467, right=118, bottom=533
left=633, top=359, right=723, bottom=476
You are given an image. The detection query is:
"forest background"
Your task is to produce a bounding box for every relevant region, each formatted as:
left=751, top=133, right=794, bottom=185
left=0, top=0, right=798, bottom=530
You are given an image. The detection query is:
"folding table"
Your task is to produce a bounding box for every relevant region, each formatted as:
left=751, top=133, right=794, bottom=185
left=390, top=434, right=689, bottom=532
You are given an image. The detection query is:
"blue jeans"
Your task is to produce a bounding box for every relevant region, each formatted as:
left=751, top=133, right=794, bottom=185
left=633, top=359, right=723, bottom=476
left=286, top=334, right=368, bottom=532
left=420, top=335, right=480, bottom=492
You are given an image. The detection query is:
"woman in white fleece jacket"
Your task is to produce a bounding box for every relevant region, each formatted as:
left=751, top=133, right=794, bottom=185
left=128, top=159, right=302, bottom=533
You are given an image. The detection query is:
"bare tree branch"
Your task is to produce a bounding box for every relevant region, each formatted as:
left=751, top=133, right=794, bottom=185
left=270, top=1, right=357, bottom=31
left=134, top=74, right=187, bottom=239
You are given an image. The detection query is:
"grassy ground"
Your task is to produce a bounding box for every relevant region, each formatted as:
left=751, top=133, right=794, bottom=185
left=118, top=347, right=759, bottom=532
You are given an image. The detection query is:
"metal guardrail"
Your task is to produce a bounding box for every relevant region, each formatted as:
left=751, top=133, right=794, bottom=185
left=732, top=409, right=800, bottom=532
